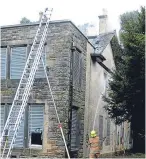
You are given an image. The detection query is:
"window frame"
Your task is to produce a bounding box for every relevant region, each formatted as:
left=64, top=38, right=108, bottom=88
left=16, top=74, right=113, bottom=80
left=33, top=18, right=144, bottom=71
left=106, top=117, right=111, bottom=146
left=72, top=50, right=83, bottom=89
left=10, top=46, right=27, bottom=79
left=99, top=115, right=104, bottom=147
left=1, top=47, right=7, bottom=79
left=70, top=106, right=80, bottom=152
left=28, top=104, right=44, bottom=149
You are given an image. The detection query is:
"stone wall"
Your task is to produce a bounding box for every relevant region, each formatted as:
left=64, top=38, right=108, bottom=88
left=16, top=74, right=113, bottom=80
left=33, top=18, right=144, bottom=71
left=1, top=21, right=89, bottom=157
left=68, top=23, right=88, bottom=157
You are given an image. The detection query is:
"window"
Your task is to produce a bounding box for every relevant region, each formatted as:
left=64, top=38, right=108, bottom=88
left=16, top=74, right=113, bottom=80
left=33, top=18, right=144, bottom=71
left=72, top=50, right=83, bottom=88
left=129, top=128, right=132, bottom=144
left=10, top=46, right=27, bottom=79
left=70, top=107, right=80, bottom=153
left=106, top=117, right=110, bottom=145
left=120, top=124, right=124, bottom=145
left=103, top=117, right=107, bottom=142
left=10, top=46, right=46, bottom=79
left=29, top=105, right=44, bottom=148
left=117, top=132, right=120, bottom=145
left=1, top=48, right=7, bottom=79
left=99, top=115, right=103, bottom=147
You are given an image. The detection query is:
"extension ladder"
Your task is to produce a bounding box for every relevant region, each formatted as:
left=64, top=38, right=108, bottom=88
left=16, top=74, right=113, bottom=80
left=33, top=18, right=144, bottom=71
left=0, top=8, right=53, bottom=158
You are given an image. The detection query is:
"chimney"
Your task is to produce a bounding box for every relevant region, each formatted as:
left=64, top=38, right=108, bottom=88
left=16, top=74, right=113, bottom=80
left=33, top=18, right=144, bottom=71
left=39, top=12, right=43, bottom=21
left=98, top=9, right=108, bottom=34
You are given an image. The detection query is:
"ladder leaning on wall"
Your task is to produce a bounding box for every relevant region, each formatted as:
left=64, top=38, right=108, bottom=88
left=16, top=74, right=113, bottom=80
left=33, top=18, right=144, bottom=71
left=0, top=8, right=70, bottom=159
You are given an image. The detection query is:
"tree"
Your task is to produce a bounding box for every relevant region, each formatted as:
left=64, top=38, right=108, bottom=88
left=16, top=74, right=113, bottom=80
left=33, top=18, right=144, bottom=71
left=20, top=17, right=31, bottom=24
left=103, top=6, right=145, bottom=153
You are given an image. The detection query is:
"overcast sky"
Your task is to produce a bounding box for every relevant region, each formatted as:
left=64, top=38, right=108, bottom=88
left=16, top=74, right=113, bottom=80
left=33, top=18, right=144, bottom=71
left=0, top=0, right=145, bottom=35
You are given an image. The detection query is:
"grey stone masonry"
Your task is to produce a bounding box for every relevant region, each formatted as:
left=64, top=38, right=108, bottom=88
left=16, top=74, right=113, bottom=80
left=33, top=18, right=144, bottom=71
left=1, top=20, right=91, bottom=157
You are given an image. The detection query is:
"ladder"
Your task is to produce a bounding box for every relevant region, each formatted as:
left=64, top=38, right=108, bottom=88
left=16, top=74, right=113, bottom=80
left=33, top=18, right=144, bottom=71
left=0, top=8, right=53, bottom=158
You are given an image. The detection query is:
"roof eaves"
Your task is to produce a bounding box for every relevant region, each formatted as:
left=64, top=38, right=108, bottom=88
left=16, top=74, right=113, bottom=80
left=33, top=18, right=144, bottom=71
left=0, top=19, right=72, bottom=29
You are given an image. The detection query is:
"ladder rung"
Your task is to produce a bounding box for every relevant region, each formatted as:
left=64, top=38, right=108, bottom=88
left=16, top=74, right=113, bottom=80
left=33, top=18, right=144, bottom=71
left=35, top=41, right=40, bottom=44
left=10, top=112, right=19, bottom=115
left=9, top=123, right=15, bottom=125
left=34, top=43, right=40, bottom=46
left=38, top=29, right=44, bottom=33
left=17, top=95, right=23, bottom=97
left=11, top=106, right=20, bottom=109
left=28, top=58, right=34, bottom=61
left=14, top=99, right=23, bottom=103
left=45, top=13, right=52, bottom=16
left=23, top=74, right=30, bottom=77
left=32, top=49, right=38, bottom=52
left=20, top=84, right=27, bottom=86
left=21, top=81, right=28, bottom=85
left=2, top=135, right=8, bottom=137
left=16, top=97, right=23, bottom=100
left=10, top=112, right=20, bottom=115
left=22, top=77, right=28, bottom=79
left=18, top=88, right=25, bottom=90
left=15, top=99, right=23, bottom=102
left=18, top=91, right=25, bottom=94
left=26, top=65, right=32, bottom=69
left=46, top=8, right=53, bottom=11
left=24, top=72, right=30, bottom=75
left=37, top=34, right=42, bottom=37
left=10, top=117, right=18, bottom=121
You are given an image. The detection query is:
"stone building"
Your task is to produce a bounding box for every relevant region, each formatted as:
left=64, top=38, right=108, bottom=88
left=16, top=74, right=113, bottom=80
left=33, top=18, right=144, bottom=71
left=0, top=11, right=132, bottom=158
left=83, top=12, right=132, bottom=157
left=0, top=20, right=92, bottom=158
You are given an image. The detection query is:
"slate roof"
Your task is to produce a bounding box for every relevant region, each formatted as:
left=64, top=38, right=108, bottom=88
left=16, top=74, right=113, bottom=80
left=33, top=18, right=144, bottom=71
left=88, top=31, right=116, bottom=54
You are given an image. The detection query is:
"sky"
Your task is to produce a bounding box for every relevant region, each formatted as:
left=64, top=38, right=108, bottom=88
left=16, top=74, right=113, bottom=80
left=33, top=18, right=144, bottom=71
left=0, top=0, right=145, bottom=35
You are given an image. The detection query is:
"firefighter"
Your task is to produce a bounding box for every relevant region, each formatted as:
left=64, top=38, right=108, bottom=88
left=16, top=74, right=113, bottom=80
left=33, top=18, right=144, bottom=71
left=89, top=130, right=100, bottom=158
